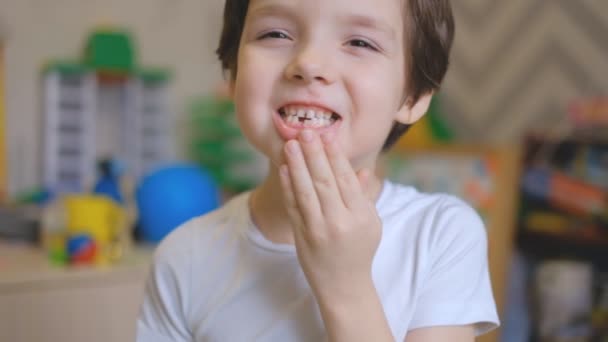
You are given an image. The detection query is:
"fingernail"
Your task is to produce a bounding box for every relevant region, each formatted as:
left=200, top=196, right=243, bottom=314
left=300, top=129, right=314, bottom=142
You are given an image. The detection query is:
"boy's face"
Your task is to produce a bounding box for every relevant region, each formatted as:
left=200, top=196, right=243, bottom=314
left=232, top=0, right=424, bottom=169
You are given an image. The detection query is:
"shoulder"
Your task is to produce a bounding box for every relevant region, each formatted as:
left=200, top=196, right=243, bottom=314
left=374, top=182, right=498, bottom=336
left=378, top=180, right=487, bottom=250
left=152, top=192, right=250, bottom=268
left=138, top=193, right=252, bottom=337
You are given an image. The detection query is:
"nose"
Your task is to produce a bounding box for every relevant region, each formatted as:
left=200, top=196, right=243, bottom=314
left=284, top=45, right=336, bottom=85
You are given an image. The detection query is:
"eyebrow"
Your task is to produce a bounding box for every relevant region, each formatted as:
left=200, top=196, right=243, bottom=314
left=248, top=3, right=397, bottom=40
left=248, top=3, right=296, bottom=20
left=343, top=14, right=397, bottom=40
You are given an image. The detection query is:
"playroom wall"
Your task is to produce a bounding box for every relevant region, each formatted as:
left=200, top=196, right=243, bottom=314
left=0, top=0, right=225, bottom=195
left=440, top=1, right=608, bottom=142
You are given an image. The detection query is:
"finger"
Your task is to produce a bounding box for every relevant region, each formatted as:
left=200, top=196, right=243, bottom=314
left=357, top=168, right=369, bottom=187
left=284, top=139, right=322, bottom=227
left=278, top=164, right=305, bottom=230
left=356, top=168, right=375, bottom=202
left=298, top=130, right=343, bottom=215
left=321, top=133, right=366, bottom=209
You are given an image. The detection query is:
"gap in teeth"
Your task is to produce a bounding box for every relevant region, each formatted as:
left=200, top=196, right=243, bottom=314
left=281, top=106, right=335, bottom=121
left=280, top=107, right=337, bottom=127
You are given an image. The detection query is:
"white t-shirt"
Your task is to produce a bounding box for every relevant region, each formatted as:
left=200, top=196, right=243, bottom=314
left=137, top=180, right=499, bottom=342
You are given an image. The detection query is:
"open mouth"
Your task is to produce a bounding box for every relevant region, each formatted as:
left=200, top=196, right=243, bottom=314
left=278, top=105, right=341, bottom=129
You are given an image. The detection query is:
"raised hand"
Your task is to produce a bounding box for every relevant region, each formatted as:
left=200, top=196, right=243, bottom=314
left=278, top=129, right=382, bottom=302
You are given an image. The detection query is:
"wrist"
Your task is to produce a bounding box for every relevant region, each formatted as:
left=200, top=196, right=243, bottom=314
left=314, top=277, right=378, bottom=315
left=314, top=279, right=393, bottom=342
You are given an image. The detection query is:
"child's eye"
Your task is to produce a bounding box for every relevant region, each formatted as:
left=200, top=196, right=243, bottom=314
left=258, top=31, right=290, bottom=40
left=348, top=39, right=379, bottom=51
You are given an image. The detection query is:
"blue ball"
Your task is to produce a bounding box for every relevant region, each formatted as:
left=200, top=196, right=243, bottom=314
left=136, top=164, right=221, bottom=243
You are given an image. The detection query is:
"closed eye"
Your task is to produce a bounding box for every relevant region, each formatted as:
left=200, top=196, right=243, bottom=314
left=347, top=39, right=379, bottom=51
left=258, top=30, right=291, bottom=40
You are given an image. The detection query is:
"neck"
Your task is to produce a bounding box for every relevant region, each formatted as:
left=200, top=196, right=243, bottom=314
left=248, top=161, right=385, bottom=246
left=249, top=164, right=295, bottom=244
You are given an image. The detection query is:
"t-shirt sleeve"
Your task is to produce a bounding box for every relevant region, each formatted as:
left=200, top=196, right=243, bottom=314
left=408, top=198, right=500, bottom=335
left=136, top=227, right=193, bottom=342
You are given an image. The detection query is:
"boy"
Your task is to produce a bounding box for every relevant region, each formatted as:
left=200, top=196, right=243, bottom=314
left=137, top=0, right=499, bottom=341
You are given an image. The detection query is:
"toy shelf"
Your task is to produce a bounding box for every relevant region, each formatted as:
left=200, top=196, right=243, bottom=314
left=518, top=228, right=608, bottom=272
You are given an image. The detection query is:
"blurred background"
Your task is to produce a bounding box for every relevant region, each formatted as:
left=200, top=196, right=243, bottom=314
left=0, top=1, right=606, bottom=341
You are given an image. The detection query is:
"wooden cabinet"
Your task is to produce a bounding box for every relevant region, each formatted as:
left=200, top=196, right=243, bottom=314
left=0, top=243, right=153, bottom=342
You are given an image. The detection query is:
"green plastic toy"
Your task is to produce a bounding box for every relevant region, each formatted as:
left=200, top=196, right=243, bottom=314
left=188, top=96, right=267, bottom=193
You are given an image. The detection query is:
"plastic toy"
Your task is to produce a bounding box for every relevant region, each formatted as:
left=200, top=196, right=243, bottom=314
left=188, top=93, right=268, bottom=193
left=93, top=158, right=125, bottom=204
left=569, top=97, right=608, bottom=127
left=522, top=167, right=607, bottom=223
left=41, top=193, right=130, bottom=265
left=14, top=187, right=54, bottom=205
left=136, top=164, right=220, bottom=243
left=67, top=233, right=97, bottom=264
left=42, top=28, right=173, bottom=194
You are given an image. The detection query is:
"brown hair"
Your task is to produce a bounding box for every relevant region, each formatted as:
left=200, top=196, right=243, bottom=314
left=216, top=0, right=454, bottom=151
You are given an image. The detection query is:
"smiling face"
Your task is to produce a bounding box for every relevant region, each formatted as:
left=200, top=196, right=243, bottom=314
left=232, top=0, right=426, bottom=170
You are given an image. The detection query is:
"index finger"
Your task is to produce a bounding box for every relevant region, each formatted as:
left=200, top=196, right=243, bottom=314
left=321, top=134, right=365, bottom=209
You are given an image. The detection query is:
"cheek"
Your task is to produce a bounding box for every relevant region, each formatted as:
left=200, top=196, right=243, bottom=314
left=232, top=51, right=280, bottom=150
left=343, top=66, right=404, bottom=151
left=234, top=49, right=261, bottom=94
left=233, top=49, right=280, bottom=110
left=233, top=66, right=256, bottom=106
left=351, top=77, right=404, bottom=124
left=349, top=61, right=404, bottom=109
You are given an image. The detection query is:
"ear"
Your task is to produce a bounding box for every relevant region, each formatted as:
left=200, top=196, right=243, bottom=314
left=395, top=92, right=433, bottom=124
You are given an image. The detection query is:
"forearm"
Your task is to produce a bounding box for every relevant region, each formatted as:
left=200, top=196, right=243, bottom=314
left=315, top=279, right=395, bottom=342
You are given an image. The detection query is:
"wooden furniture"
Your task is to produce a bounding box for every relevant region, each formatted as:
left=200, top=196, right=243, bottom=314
left=0, top=242, right=153, bottom=342
left=383, top=143, right=521, bottom=342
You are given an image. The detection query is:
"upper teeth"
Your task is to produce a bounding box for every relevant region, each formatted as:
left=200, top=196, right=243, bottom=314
left=283, top=105, right=334, bottom=120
